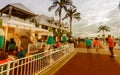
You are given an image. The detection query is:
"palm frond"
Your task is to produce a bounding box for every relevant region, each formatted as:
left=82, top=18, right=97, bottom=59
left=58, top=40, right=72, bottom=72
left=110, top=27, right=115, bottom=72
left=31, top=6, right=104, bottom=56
left=62, top=14, right=69, bottom=20
left=73, top=17, right=80, bottom=21
left=97, top=30, right=101, bottom=33
left=48, top=4, right=57, bottom=11
left=53, top=1, right=59, bottom=5
left=97, top=25, right=110, bottom=33
left=55, top=7, right=60, bottom=16
left=73, top=12, right=80, bottom=17
left=72, top=8, right=77, bottom=14
left=48, top=0, right=59, bottom=11
left=63, top=6, right=67, bottom=12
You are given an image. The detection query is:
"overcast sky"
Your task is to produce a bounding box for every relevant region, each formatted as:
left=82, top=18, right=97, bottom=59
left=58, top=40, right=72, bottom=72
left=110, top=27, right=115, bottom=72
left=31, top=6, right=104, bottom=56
left=0, top=0, right=120, bottom=37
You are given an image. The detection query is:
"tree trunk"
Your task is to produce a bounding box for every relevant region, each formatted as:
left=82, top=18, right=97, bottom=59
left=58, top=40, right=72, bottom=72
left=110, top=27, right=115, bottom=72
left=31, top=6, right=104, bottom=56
left=58, top=8, right=62, bottom=41
left=102, top=30, right=105, bottom=43
left=103, top=30, right=105, bottom=36
left=70, top=16, right=72, bottom=37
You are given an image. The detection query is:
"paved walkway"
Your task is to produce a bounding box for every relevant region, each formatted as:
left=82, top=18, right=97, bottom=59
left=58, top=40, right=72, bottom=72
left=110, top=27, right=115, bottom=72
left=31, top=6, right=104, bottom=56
left=55, top=52, right=120, bottom=75
left=39, top=48, right=120, bottom=75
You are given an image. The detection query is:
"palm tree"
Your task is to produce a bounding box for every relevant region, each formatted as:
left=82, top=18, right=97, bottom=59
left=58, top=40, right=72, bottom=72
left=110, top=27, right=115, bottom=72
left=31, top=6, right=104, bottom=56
left=97, top=25, right=110, bottom=36
left=62, top=7, right=81, bottom=36
left=48, top=0, right=75, bottom=28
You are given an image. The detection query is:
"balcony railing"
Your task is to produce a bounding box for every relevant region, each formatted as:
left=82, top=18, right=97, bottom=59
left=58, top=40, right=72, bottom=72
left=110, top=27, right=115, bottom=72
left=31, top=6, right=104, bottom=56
left=2, top=17, right=35, bottom=28
left=0, top=44, right=74, bottom=75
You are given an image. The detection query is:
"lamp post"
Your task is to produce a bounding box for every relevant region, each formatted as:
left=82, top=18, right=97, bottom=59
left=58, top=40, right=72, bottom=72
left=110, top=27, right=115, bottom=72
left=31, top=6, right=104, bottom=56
left=2, top=7, right=12, bottom=51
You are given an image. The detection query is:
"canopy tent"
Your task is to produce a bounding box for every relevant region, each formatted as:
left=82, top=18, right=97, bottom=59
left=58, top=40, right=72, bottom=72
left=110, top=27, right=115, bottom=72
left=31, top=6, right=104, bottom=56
left=0, top=3, right=36, bottom=19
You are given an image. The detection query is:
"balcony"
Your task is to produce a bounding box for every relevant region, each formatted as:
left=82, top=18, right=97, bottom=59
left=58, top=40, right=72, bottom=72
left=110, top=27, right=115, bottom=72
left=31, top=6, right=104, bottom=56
left=2, top=16, right=35, bottom=28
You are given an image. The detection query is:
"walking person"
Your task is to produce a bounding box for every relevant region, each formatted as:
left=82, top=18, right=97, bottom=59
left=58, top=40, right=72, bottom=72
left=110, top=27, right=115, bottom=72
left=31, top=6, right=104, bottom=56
left=93, top=37, right=101, bottom=55
left=85, top=37, right=92, bottom=54
left=107, top=35, right=114, bottom=57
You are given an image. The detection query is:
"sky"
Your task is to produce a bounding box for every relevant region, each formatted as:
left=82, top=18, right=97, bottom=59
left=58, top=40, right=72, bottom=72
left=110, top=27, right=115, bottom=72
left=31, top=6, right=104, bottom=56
left=0, top=0, right=120, bottom=38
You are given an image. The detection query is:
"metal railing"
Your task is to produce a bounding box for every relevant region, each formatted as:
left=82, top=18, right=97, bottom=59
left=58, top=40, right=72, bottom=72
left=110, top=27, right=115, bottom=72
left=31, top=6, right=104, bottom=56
left=0, top=44, right=74, bottom=75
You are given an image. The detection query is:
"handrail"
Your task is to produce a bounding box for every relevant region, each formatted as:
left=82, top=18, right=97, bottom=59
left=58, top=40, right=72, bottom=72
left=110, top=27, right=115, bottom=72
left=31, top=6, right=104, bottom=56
left=14, top=33, right=21, bottom=47
left=0, top=44, right=74, bottom=75
left=26, top=31, right=37, bottom=44
left=15, top=33, right=21, bottom=39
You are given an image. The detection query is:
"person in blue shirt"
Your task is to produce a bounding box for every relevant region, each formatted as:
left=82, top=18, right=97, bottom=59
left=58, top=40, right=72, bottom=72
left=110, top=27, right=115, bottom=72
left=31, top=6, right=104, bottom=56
left=85, top=37, right=92, bottom=54
left=16, top=46, right=26, bottom=58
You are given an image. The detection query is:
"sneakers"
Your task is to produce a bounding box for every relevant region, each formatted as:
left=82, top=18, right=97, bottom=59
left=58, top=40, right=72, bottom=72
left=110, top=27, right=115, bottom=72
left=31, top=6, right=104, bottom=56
left=110, top=55, right=115, bottom=58
left=96, top=53, right=100, bottom=55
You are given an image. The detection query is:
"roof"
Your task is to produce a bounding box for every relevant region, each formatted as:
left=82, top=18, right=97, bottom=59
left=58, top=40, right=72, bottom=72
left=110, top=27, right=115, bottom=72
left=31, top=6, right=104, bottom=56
left=0, top=3, right=36, bottom=19
left=36, top=14, right=52, bottom=26
left=36, top=14, right=65, bottom=27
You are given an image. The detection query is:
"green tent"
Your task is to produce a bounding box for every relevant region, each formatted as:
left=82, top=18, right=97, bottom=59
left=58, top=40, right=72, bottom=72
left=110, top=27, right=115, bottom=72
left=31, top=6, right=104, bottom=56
left=47, top=27, right=54, bottom=45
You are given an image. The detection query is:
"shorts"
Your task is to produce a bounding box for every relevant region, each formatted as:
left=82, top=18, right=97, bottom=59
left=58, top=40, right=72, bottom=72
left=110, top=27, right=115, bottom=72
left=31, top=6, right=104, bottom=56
left=109, top=47, right=113, bottom=50
left=95, top=46, right=99, bottom=49
left=86, top=46, right=91, bottom=49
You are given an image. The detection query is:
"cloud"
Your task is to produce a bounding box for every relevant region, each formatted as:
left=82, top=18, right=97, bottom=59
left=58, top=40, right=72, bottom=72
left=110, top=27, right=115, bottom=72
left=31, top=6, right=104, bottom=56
left=1, top=0, right=120, bottom=37
left=72, top=0, right=120, bottom=37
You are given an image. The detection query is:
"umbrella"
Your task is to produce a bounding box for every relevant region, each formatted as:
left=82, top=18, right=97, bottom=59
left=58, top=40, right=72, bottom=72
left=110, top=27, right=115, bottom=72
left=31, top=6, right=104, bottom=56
left=47, top=27, right=54, bottom=45
left=0, top=36, right=4, bottom=49
left=47, top=36, right=54, bottom=44
left=0, top=18, right=4, bottom=49
left=62, top=36, right=66, bottom=43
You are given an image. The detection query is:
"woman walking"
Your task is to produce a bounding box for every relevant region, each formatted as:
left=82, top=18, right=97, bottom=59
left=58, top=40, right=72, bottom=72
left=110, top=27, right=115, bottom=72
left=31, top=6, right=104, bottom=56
left=107, top=35, right=114, bottom=57
left=93, top=37, right=101, bottom=54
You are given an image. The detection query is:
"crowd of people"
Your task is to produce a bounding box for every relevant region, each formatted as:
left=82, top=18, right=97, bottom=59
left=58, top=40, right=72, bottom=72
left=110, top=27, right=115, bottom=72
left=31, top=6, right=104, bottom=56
left=0, top=37, right=69, bottom=64
left=0, top=34, right=117, bottom=65
left=85, top=35, right=115, bottom=58
left=0, top=46, right=27, bottom=64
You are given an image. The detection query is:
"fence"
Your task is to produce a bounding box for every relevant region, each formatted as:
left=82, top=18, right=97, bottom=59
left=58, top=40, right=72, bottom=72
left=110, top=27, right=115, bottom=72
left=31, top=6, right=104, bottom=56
left=0, top=43, right=74, bottom=75
left=27, top=42, right=46, bottom=54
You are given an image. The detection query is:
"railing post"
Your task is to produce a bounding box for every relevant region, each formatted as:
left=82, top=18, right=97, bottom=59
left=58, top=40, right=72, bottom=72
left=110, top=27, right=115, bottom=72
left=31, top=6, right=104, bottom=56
left=50, top=50, right=53, bottom=65
left=6, top=62, right=11, bottom=75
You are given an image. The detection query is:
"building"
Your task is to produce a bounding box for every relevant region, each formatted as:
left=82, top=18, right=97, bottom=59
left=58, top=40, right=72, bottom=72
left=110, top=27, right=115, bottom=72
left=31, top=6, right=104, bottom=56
left=0, top=3, right=69, bottom=51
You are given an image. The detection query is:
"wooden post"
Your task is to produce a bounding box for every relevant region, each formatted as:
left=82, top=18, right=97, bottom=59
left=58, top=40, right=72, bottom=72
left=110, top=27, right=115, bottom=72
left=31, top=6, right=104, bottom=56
left=8, top=6, right=12, bottom=18
left=4, top=6, right=12, bottom=51
left=0, top=12, right=1, bottom=17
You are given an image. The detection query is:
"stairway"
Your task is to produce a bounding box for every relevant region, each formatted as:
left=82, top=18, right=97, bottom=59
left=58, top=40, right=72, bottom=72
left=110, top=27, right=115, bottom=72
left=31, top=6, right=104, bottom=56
left=20, top=36, right=33, bottom=51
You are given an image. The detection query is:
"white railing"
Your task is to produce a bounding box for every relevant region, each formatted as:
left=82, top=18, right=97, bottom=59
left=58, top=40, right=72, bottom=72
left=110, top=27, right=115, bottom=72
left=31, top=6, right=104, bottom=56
left=0, top=44, right=74, bottom=75
left=2, top=16, right=34, bottom=26
left=27, top=42, right=46, bottom=54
